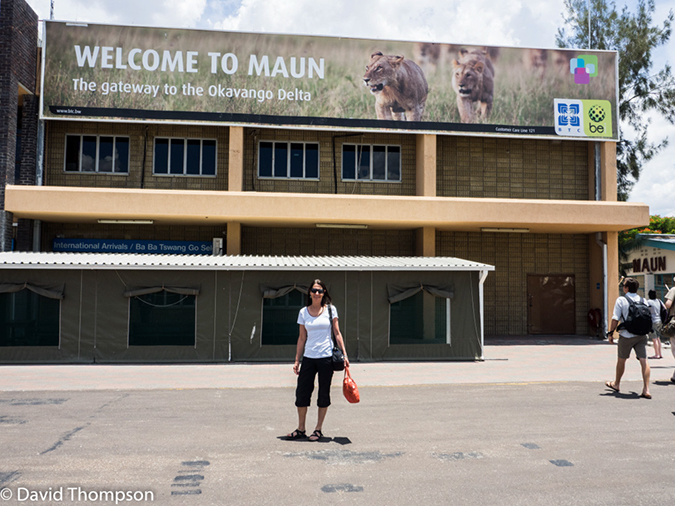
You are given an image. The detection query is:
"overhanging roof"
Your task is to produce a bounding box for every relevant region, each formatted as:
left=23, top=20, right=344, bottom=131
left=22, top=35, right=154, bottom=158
left=636, top=234, right=675, bottom=252
left=0, top=252, right=494, bottom=271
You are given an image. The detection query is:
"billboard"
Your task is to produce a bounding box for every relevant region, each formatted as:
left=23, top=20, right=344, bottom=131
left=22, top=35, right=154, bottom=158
left=41, top=21, right=619, bottom=140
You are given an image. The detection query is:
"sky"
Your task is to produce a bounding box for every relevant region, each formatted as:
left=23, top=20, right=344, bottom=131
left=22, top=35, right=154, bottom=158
left=23, top=0, right=675, bottom=217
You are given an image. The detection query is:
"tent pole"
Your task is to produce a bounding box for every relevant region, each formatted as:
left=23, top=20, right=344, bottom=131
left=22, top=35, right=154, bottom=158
left=479, top=269, right=489, bottom=360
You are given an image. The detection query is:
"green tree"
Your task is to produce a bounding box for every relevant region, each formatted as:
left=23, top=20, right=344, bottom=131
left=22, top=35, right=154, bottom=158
left=618, top=215, right=675, bottom=267
left=556, top=0, right=675, bottom=200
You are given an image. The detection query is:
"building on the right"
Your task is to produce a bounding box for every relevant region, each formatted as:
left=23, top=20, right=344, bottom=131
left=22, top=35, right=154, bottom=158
left=623, top=234, right=675, bottom=299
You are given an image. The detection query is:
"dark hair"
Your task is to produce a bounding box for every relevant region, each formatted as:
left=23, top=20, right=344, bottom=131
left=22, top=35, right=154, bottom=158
left=648, top=289, right=657, bottom=300
left=624, top=277, right=639, bottom=293
left=306, top=279, right=332, bottom=306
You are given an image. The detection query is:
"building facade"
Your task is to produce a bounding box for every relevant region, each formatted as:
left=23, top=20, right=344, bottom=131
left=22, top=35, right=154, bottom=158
left=0, top=2, right=651, bottom=362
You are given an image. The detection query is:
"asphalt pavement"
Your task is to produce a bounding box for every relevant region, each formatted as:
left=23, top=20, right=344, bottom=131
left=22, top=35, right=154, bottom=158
left=1, top=337, right=674, bottom=505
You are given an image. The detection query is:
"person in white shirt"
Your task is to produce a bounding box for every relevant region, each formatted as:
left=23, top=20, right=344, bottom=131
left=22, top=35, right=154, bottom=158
left=665, top=281, right=675, bottom=383
left=286, top=279, right=349, bottom=442
left=647, top=290, right=664, bottom=359
left=605, top=278, right=651, bottom=398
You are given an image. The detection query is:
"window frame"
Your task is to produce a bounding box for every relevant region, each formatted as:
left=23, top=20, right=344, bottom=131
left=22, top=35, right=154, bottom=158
left=152, top=137, right=218, bottom=177
left=257, top=140, right=320, bottom=180
left=341, top=143, right=402, bottom=183
left=388, top=293, right=451, bottom=346
left=63, top=134, right=130, bottom=175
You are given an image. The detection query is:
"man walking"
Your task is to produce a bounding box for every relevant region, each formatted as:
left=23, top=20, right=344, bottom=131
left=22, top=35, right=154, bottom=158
left=605, top=278, right=652, bottom=398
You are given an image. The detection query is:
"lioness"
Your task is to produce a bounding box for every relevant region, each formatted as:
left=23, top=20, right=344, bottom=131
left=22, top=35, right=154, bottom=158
left=363, top=52, right=428, bottom=121
left=452, top=49, right=495, bottom=123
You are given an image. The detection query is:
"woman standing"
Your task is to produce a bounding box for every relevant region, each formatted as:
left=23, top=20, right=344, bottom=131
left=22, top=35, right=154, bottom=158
left=647, top=290, right=663, bottom=359
left=287, top=279, right=349, bottom=441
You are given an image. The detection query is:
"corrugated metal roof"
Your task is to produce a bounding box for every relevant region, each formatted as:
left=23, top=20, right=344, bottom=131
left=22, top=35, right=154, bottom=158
left=0, top=252, right=494, bottom=271
left=637, top=234, right=675, bottom=252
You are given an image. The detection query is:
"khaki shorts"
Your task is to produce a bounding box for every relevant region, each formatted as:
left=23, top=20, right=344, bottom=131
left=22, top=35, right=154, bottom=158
left=617, top=335, right=647, bottom=360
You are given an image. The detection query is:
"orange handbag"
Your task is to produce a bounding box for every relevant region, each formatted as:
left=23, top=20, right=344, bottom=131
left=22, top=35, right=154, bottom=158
left=343, top=366, right=360, bottom=403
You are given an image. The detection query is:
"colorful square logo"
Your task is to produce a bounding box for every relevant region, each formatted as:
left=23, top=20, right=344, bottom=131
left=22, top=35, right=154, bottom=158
left=570, top=55, right=598, bottom=84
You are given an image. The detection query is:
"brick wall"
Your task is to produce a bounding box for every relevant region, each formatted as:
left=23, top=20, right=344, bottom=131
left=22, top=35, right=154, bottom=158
left=437, top=137, right=589, bottom=200
left=242, top=226, right=416, bottom=256
left=0, top=0, right=38, bottom=251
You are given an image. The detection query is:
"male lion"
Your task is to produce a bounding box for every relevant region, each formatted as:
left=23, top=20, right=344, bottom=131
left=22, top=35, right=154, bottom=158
left=452, top=49, right=495, bottom=123
left=363, top=52, right=428, bottom=121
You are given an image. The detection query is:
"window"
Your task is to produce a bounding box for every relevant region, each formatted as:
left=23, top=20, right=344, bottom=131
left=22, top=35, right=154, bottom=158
left=64, top=134, right=129, bottom=173
left=390, top=291, right=450, bottom=345
left=342, top=144, right=401, bottom=182
left=153, top=138, right=217, bottom=176
left=261, top=290, right=304, bottom=345
left=258, top=141, right=319, bottom=179
left=128, top=290, right=196, bottom=346
left=0, top=290, right=60, bottom=347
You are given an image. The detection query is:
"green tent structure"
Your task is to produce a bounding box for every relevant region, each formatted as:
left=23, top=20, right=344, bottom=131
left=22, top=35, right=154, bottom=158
left=0, top=252, right=494, bottom=364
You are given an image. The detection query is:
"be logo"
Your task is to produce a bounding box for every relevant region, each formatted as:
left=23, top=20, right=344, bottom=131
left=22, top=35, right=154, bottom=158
left=554, top=99, right=612, bottom=138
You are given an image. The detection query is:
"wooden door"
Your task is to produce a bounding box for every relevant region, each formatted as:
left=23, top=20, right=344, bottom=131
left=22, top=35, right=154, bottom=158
left=527, top=275, right=576, bottom=334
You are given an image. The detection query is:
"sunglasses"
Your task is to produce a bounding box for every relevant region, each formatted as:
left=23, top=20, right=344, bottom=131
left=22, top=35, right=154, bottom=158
left=310, top=288, right=325, bottom=294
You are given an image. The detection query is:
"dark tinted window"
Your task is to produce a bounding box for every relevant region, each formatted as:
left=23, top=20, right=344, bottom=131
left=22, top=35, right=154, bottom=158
left=0, top=290, right=60, bottom=347
left=115, top=138, right=129, bottom=173
left=65, top=136, right=80, bottom=171
left=274, top=143, right=288, bottom=177
left=186, top=139, right=201, bottom=175
left=81, top=136, right=97, bottom=171
left=170, top=139, right=184, bottom=175
left=154, top=139, right=169, bottom=174
left=290, top=143, right=304, bottom=178
left=387, top=146, right=401, bottom=181
left=342, top=145, right=356, bottom=179
left=202, top=140, right=216, bottom=175
left=372, top=145, right=386, bottom=180
left=259, top=142, right=273, bottom=177
left=129, top=291, right=195, bottom=346
left=98, top=136, right=114, bottom=172
left=305, top=144, right=319, bottom=178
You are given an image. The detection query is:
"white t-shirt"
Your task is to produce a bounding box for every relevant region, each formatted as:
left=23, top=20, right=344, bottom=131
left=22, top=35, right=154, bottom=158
left=647, top=299, right=663, bottom=325
left=612, top=292, right=651, bottom=338
left=297, top=304, right=337, bottom=359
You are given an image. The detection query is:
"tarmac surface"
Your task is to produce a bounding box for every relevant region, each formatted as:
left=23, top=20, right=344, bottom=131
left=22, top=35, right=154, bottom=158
left=1, top=337, right=674, bottom=505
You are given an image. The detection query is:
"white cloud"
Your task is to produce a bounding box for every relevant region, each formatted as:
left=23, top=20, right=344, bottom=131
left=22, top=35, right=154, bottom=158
left=26, top=0, right=207, bottom=27
left=213, top=0, right=536, bottom=46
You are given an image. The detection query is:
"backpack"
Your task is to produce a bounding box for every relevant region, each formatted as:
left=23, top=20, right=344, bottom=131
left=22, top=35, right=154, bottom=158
left=619, top=295, right=653, bottom=335
left=658, top=299, right=669, bottom=323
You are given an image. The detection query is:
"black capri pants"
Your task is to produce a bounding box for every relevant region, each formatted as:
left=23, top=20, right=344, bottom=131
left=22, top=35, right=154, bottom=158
left=295, top=356, right=334, bottom=408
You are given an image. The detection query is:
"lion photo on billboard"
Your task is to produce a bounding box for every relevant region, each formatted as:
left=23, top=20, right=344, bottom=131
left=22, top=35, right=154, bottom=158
left=452, top=48, right=495, bottom=123
left=363, top=52, right=428, bottom=121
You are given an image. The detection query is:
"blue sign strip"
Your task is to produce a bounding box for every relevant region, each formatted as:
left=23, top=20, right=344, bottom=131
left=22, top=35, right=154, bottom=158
left=52, top=238, right=213, bottom=255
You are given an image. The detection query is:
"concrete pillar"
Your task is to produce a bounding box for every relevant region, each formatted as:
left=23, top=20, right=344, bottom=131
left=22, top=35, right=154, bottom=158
left=416, top=226, right=435, bottom=257
left=606, top=230, right=619, bottom=321
left=416, top=134, right=436, bottom=197
left=227, top=222, right=241, bottom=256
left=600, top=142, right=617, bottom=202
left=228, top=126, right=244, bottom=192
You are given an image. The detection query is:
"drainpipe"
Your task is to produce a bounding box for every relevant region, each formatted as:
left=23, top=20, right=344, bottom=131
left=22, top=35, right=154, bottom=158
left=33, top=117, right=44, bottom=252
left=594, top=142, right=608, bottom=336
